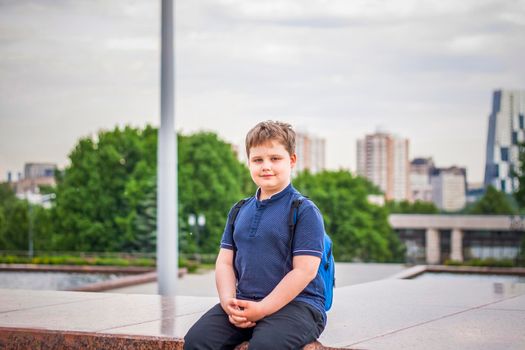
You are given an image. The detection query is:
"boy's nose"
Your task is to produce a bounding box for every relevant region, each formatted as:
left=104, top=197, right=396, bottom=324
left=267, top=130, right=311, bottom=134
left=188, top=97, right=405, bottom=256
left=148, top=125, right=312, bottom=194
left=262, top=160, right=271, bottom=170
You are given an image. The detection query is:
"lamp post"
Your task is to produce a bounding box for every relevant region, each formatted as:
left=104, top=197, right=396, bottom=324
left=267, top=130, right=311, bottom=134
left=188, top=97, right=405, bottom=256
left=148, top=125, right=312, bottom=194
left=188, top=213, right=206, bottom=250
left=28, top=199, right=33, bottom=259
left=25, top=191, right=55, bottom=259
left=157, top=0, right=177, bottom=296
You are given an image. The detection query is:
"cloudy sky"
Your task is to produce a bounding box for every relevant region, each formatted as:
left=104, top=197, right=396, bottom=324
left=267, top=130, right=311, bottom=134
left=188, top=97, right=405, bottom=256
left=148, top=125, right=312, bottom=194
left=1, top=0, right=524, bottom=184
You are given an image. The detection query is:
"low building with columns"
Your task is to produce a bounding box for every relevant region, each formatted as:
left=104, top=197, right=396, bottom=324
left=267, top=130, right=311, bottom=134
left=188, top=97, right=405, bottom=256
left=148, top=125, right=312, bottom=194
left=389, top=214, right=525, bottom=264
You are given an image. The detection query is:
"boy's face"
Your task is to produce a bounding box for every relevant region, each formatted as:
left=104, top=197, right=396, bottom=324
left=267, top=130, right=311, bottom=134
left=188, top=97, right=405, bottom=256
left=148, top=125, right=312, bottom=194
left=248, top=140, right=296, bottom=200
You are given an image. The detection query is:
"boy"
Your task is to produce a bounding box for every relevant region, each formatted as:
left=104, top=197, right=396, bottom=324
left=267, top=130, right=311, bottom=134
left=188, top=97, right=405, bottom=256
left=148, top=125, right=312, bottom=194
left=184, top=121, right=326, bottom=350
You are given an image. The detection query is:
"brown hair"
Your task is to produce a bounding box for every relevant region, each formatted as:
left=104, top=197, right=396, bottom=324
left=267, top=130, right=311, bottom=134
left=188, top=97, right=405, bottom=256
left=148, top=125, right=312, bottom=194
left=245, top=120, right=296, bottom=157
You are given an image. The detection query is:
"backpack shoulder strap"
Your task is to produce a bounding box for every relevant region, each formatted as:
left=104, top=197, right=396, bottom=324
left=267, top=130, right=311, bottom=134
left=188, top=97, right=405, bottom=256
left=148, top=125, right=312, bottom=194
left=230, top=198, right=249, bottom=251
left=288, top=195, right=309, bottom=247
left=288, top=198, right=303, bottom=235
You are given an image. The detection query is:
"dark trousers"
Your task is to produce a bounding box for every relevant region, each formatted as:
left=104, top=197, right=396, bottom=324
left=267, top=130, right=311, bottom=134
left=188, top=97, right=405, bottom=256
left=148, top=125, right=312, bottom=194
left=184, top=301, right=325, bottom=350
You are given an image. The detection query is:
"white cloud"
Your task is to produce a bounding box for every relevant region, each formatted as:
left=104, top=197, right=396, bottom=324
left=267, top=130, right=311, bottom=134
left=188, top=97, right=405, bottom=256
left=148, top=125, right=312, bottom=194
left=104, top=37, right=158, bottom=51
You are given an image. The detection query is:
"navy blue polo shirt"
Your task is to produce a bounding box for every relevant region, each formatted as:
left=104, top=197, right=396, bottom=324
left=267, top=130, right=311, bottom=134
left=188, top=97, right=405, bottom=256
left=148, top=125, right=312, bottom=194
left=220, top=183, right=326, bottom=322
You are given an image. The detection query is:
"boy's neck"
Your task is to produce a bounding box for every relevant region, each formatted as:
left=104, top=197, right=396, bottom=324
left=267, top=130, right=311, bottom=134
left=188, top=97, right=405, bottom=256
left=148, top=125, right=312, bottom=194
left=257, top=182, right=291, bottom=201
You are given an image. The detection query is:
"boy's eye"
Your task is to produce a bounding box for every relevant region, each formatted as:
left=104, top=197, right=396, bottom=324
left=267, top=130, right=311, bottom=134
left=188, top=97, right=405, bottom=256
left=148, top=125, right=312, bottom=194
left=252, top=158, right=262, bottom=163
left=271, top=157, right=281, bottom=161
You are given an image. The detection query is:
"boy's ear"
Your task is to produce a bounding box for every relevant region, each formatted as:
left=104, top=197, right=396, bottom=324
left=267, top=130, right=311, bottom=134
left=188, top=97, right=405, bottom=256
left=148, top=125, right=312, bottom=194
left=290, top=153, right=297, bottom=168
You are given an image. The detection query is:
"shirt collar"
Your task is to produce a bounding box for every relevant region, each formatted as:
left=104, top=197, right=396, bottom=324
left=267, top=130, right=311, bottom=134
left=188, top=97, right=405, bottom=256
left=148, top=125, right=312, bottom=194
left=255, top=183, right=293, bottom=203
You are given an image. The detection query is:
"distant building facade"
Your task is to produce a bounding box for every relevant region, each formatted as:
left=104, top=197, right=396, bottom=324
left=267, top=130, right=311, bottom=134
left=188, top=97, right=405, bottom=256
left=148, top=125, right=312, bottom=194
left=431, top=166, right=467, bottom=211
left=390, top=214, right=525, bottom=264
left=484, top=89, right=525, bottom=193
left=466, top=182, right=485, bottom=204
left=24, top=163, right=56, bottom=179
left=295, top=131, right=326, bottom=174
left=357, top=132, right=410, bottom=201
left=12, top=162, right=57, bottom=196
left=410, top=157, right=434, bottom=202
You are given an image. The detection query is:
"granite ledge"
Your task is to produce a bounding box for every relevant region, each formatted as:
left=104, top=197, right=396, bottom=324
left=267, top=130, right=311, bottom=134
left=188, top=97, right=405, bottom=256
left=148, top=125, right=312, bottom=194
left=0, top=327, right=183, bottom=350
left=0, top=327, right=344, bottom=350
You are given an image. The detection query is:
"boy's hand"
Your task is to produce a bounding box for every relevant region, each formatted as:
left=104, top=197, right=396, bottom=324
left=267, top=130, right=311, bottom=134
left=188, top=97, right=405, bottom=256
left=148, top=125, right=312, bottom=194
left=230, top=299, right=267, bottom=322
left=223, top=298, right=256, bottom=328
left=228, top=314, right=256, bottom=328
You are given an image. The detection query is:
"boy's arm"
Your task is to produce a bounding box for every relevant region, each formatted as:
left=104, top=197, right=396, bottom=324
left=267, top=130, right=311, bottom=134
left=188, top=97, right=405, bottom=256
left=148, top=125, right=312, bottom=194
left=215, top=248, right=237, bottom=309
left=215, top=248, right=255, bottom=328
left=233, top=255, right=320, bottom=322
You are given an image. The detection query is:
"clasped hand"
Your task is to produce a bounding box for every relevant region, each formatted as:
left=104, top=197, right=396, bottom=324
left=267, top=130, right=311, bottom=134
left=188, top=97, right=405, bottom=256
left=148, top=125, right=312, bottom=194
left=224, top=298, right=266, bottom=328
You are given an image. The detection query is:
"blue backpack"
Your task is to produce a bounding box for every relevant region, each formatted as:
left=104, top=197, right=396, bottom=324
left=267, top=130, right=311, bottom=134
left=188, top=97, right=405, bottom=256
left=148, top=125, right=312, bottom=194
left=230, top=196, right=335, bottom=311
left=290, top=197, right=335, bottom=311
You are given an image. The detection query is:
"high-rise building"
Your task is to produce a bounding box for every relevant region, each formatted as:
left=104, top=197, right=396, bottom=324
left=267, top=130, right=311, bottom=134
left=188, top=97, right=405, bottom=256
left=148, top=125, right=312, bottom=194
left=295, top=131, right=326, bottom=174
left=410, top=157, right=434, bottom=202
left=431, top=166, right=467, bottom=211
left=356, top=132, right=410, bottom=201
left=484, top=89, right=525, bottom=193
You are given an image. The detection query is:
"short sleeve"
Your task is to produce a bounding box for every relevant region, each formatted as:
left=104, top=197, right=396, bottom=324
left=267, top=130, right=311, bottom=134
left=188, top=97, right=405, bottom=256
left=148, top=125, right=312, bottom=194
left=292, top=200, right=324, bottom=258
left=219, top=205, right=236, bottom=250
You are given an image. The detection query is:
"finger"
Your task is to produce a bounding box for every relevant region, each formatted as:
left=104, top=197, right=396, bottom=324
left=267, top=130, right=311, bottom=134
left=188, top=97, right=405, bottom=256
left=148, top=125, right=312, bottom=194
left=230, top=314, right=247, bottom=323
left=228, top=314, right=248, bottom=324
left=229, top=307, right=245, bottom=317
left=228, top=314, right=237, bottom=325
left=235, top=299, right=250, bottom=309
left=228, top=315, right=244, bottom=326
left=226, top=305, right=239, bottom=314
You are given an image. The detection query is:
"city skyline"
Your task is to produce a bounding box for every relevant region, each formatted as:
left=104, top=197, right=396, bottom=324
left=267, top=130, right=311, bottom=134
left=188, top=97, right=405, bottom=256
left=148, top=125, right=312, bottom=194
left=1, top=0, right=524, bottom=184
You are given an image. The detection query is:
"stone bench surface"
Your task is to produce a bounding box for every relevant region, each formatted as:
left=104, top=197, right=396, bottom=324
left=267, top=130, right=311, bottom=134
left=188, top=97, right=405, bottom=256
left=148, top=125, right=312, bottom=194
left=0, top=328, right=183, bottom=350
left=1, top=278, right=524, bottom=349
left=0, top=328, right=337, bottom=350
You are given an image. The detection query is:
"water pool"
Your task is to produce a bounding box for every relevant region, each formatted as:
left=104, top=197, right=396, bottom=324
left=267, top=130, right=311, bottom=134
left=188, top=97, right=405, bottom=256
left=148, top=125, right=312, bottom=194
left=0, top=271, right=124, bottom=290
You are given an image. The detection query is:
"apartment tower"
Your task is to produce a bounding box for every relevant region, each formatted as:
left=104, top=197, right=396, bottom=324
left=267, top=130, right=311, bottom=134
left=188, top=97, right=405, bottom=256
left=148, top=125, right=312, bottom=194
left=410, top=157, right=434, bottom=202
left=295, top=131, right=326, bottom=174
left=431, top=166, right=467, bottom=211
left=357, top=132, right=410, bottom=201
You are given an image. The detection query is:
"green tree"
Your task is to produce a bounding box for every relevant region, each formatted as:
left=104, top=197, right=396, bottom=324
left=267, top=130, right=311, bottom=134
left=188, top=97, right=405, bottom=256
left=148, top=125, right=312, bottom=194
left=53, top=126, right=158, bottom=251
left=0, top=183, right=16, bottom=203
left=0, top=195, right=29, bottom=251
left=0, top=207, right=5, bottom=248
left=114, top=128, right=158, bottom=252
left=293, top=170, right=404, bottom=262
left=177, top=132, right=254, bottom=253
left=386, top=200, right=439, bottom=214
left=53, top=126, right=253, bottom=253
left=0, top=183, right=27, bottom=250
left=31, top=204, right=55, bottom=251
left=120, top=171, right=157, bottom=252
left=0, top=183, right=29, bottom=250
left=124, top=132, right=254, bottom=254
left=467, top=185, right=516, bottom=215
left=0, top=183, right=56, bottom=252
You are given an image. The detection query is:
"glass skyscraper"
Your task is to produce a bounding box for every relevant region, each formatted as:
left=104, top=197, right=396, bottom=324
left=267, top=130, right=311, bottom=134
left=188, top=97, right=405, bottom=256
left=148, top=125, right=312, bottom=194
left=484, top=89, right=525, bottom=193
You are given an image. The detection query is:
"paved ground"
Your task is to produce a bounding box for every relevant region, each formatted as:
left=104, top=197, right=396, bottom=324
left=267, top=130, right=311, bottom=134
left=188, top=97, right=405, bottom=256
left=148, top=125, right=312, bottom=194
left=107, top=262, right=407, bottom=295
left=1, top=277, right=524, bottom=349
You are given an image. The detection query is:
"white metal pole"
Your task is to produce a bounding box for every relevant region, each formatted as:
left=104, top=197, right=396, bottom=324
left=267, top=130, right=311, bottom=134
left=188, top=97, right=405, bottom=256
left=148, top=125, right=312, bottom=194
left=157, top=0, right=178, bottom=296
